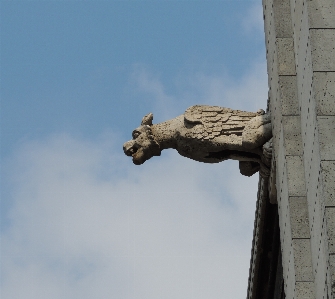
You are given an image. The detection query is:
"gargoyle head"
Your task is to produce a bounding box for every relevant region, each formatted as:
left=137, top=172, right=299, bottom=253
left=123, top=113, right=161, bottom=165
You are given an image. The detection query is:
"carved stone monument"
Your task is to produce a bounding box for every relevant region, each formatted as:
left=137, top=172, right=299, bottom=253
left=123, top=105, right=272, bottom=177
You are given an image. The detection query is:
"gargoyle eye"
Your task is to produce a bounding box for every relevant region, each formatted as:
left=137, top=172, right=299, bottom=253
left=132, top=131, right=140, bottom=139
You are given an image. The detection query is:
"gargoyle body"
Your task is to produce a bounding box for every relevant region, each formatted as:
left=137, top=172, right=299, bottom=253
left=123, top=105, right=272, bottom=177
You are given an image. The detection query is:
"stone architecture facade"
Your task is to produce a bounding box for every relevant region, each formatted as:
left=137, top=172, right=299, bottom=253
left=247, top=0, right=335, bottom=298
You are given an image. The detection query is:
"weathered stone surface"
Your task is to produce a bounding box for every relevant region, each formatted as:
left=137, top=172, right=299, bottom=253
left=283, top=116, right=303, bottom=155
left=286, top=156, right=306, bottom=197
left=279, top=76, right=299, bottom=116
left=314, top=72, right=335, bottom=116
left=276, top=38, right=296, bottom=75
left=289, top=197, right=310, bottom=238
left=329, top=254, right=335, bottom=295
left=295, top=282, right=315, bottom=299
left=308, top=0, right=335, bottom=28
left=310, top=29, right=335, bottom=71
left=273, top=0, right=293, bottom=37
left=326, top=208, right=335, bottom=254
left=321, top=161, right=335, bottom=206
left=292, top=239, right=314, bottom=281
left=123, top=105, right=273, bottom=177
left=318, top=116, right=335, bottom=160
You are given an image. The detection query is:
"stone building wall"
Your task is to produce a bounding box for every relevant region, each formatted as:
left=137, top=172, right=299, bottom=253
left=261, top=0, right=335, bottom=298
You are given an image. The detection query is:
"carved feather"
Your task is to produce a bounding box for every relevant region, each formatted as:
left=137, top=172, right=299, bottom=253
left=184, top=105, right=259, bottom=140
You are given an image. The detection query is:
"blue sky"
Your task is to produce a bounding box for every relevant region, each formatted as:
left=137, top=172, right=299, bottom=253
left=1, top=1, right=267, bottom=298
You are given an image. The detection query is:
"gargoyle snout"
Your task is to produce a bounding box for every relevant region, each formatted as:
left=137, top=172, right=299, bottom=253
left=123, top=140, right=137, bottom=156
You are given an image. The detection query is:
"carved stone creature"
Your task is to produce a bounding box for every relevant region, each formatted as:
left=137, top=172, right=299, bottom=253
left=123, top=105, right=272, bottom=177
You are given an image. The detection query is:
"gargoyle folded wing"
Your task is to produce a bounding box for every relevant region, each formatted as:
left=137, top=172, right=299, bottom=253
left=184, top=105, right=260, bottom=140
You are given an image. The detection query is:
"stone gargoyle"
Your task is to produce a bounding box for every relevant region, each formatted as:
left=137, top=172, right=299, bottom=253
left=123, top=105, right=272, bottom=177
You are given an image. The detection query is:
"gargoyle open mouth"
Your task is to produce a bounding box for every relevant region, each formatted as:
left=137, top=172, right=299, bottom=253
left=128, top=146, right=138, bottom=157
left=123, top=141, right=138, bottom=157
left=123, top=143, right=144, bottom=165
left=131, top=147, right=145, bottom=165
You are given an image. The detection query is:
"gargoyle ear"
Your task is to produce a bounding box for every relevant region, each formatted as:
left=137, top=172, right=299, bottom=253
left=141, top=113, right=153, bottom=126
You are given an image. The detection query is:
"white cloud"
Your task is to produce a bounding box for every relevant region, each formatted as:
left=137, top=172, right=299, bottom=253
left=2, top=131, right=259, bottom=299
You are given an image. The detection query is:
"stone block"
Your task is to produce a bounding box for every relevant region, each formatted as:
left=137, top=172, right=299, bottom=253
left=289, top=197, right=310, bottom=238
left=329, top=254, right=335, bottom=294
left=292, top=239, right=314, bottom=281
left=314, top=72, right=335, bottom=116
left=283, top=116, right=303, bottom=155
left=310, top=29, right=335, bottom=71
left=308, top=0, right=335, bottom=28
left=279, top=76, right=300, bottom=116
left=276, top=38, right=296, bottom=75
left=326, top=208, right=335, bottom=253
left=286, top=156, right=306, bottom=196
left=274, top=0, right=293, bottom=37
left=321, top=161, right=335, bottom=206
left=295, top=282, right=315, bottom=299
left=317, top=116, right=335, bottom=160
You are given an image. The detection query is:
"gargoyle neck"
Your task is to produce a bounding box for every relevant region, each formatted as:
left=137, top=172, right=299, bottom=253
left=150, top=116, right=182, bottom=150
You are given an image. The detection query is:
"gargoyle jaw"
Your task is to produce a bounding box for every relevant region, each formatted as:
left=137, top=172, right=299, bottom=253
left=123, top=141, right=146, bottom=165
left=132, top=150, right=145, bottom=165
left=123, top=141, right=137, bottom=157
